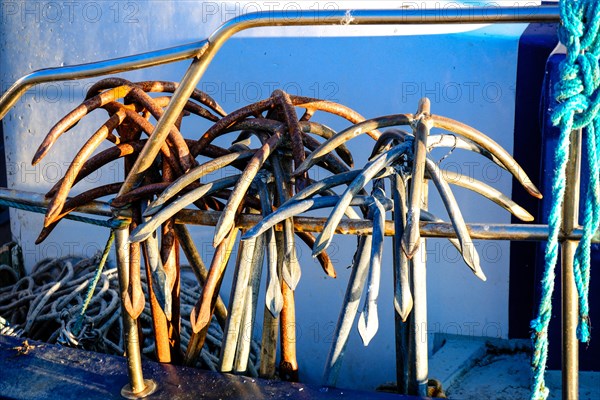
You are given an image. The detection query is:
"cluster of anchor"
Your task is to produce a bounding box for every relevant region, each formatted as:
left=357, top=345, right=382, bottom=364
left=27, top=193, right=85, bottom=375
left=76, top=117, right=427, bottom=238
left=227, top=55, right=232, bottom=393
left=32, top=77, right=541, bottom=392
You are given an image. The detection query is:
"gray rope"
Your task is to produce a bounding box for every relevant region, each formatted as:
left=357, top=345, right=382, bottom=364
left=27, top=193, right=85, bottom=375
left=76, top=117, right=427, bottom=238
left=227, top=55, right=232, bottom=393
left=0, top=255, right=259, bottom=372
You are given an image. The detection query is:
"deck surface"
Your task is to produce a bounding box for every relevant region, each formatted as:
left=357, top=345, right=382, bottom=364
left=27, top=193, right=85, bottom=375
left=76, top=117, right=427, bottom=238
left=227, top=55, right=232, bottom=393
left=0, top=335, right=426, bottom=400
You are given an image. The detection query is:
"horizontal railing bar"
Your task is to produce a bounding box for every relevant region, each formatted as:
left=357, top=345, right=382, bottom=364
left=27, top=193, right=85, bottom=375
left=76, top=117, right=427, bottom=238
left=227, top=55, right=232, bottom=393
left=0, top=41, right=208, bottom=120
left=0, top=6, right=560, bottom=120
left=5, top=189, right=595, bottom=243
left=174, top=209, right=598, bottom=242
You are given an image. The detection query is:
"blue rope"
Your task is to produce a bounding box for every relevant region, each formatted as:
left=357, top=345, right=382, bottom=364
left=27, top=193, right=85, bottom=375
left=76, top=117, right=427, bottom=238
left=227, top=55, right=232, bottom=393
left=0, top=198, right=128, bottom=229
left=531, top=1, right=600, bottom=399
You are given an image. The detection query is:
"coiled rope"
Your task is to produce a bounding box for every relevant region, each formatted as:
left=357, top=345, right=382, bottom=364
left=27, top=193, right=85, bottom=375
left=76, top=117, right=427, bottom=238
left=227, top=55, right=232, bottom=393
left=530, top=1, right=600, bottom=399
left=0, top=254, right=260, bottom=374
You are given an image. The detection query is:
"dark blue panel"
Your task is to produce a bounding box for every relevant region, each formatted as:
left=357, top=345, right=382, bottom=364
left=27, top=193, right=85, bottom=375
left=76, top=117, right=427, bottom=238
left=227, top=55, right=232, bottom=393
left=509, top=22, right=558, bottom=340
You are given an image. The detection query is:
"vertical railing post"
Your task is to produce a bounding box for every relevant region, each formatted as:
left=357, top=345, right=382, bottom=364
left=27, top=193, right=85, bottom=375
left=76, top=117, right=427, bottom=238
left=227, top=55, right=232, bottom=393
left=115, top=224, right=157, bottom=399
left=561, top=129, right=581, bottom=400
left=410, top=190, right=429, bottom=397
left=404, top=98, right=431, bottom=397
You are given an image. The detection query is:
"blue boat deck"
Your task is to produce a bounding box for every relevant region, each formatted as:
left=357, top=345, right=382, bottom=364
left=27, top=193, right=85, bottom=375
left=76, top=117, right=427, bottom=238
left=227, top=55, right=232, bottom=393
left=0, top=335, right=428, bottom=400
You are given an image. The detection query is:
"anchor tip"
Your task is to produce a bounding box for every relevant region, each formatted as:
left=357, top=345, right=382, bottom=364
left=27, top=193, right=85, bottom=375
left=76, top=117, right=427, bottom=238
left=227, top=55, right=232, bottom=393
left=401, top=239, right=419, bottom=259
left=311, top=242, right=328, bottom=257
left=528, top=185, right=543, bottom=199
left=212, top=226, right=227, bottom=248
left=476, top=269, right=487, bottom=281
left=31, top=153, right=44, bottom=166
left=35, top=232, right=48, bottom=245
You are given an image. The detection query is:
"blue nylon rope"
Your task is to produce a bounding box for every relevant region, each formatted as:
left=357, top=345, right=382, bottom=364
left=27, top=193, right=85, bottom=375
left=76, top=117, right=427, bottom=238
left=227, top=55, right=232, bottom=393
left=530, top=1, right=600, bottom=399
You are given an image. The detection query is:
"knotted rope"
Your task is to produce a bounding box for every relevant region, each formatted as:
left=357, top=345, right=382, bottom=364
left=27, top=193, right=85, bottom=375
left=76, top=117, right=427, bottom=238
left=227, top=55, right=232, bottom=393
left=530, top=1, right=600, bottom=399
